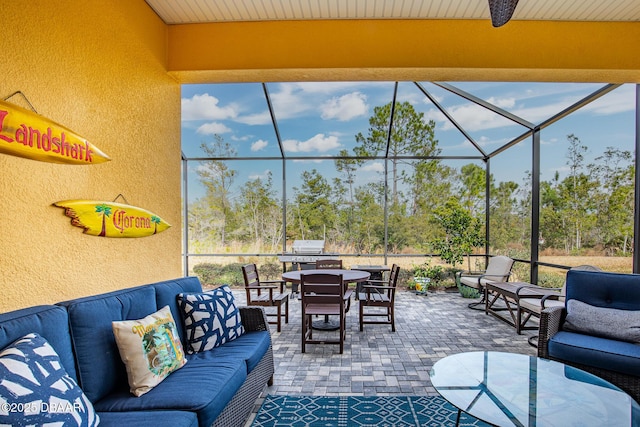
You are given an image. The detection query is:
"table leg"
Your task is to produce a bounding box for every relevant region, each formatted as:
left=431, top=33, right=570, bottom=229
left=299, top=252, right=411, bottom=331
left=456, top=408, right=461, bottom=427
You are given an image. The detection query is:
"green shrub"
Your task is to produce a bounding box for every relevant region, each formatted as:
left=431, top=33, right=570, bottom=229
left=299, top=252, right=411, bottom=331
left=458, top=284, right=481, bottom=299
left=258, top=262, right=281, bottom=280
left=192, top=262, right=244, bottom=288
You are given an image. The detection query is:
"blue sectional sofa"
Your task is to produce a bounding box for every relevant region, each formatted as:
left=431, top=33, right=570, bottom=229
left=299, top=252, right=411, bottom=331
left=539, top=269, right=640, bottom=402
left=0, top=277, right=274, bottom=427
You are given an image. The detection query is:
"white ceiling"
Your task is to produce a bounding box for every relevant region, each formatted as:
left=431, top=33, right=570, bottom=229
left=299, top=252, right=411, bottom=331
left=145, top=0, right=640, bottom=25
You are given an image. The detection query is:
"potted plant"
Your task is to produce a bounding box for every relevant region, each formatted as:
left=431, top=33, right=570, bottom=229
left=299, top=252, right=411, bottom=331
left=411, top=261, right=446, bottom=294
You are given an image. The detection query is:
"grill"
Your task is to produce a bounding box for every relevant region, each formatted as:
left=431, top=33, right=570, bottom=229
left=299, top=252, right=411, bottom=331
left=291, top=240, right=325, bottom=254
left=278, top=240, right=338, bottom=263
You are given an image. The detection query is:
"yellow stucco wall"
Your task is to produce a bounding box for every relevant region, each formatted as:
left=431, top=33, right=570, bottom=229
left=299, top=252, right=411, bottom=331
left=0, top=1, right=182, bottom=312
left=169, top=19, right=640, bottom=83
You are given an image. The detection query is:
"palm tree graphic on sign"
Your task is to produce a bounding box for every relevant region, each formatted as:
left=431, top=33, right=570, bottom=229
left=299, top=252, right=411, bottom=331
left=151, top=215, right=161, bottom=234
left=95, top=204, right=112, bottom=237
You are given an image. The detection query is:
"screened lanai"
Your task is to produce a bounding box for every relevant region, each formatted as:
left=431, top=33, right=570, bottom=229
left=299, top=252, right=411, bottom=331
left=181, top=81, right=640, bottom=284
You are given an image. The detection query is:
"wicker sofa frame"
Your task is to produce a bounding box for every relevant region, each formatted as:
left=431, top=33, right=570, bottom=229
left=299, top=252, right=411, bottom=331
left=538, top=305, right=640, bottom=402
left=212, top=306, right=275, bottom=427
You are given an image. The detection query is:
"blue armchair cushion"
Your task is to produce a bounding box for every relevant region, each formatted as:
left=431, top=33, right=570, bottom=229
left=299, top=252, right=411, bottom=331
left=549, top=331, right=640, bottom=376
left=564, top=299, right=640, bottom=344
left=178, top=285, right=245, bottom=354
left=0, top=333, right=99, bottom=426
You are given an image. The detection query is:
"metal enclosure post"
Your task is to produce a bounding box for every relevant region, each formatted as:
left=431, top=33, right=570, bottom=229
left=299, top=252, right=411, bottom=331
left=182, top=155, right=189, bottom=276
left=485, top=158, right=491, bottom=268
left=530, top=129, right=541, bottom=284
left=634, top=84, right=640, bottom=273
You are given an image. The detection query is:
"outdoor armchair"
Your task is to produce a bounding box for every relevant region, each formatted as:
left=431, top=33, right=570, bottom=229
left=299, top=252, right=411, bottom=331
left=359, top=264, right=400, bottom=332
left=300, top=273, right=347, bottom=354
left=538, top=269, right=640, bottom=402
left=458, top=255, right=515, bottom=309
left=242, top=263, right=290, bottom=332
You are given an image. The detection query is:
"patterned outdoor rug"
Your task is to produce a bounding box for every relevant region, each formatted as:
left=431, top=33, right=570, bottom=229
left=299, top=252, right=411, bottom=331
left=251, top=395, right=491, bottom=427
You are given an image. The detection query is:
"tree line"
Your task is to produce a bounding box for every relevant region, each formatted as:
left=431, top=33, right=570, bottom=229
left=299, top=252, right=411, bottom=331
left=188, top=102, right=634, bottom=257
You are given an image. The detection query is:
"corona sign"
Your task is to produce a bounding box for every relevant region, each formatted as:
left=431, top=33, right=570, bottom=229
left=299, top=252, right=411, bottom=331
left=0, top=100, right=110, bottom=164
left=54, top=200, right=170, bottom=238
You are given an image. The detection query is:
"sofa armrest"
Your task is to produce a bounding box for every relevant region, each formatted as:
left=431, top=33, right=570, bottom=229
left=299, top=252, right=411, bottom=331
left=239, top=306, right=270, bottom=332
left=538, top=305, right=565, bottom=359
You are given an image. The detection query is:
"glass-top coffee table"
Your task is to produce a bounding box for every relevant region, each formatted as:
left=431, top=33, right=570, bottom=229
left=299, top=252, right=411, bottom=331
left=430, top=351, right=640, bottom=427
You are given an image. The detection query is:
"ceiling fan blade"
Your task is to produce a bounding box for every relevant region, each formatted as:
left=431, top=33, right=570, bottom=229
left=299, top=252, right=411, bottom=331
left=488, top=0, right=520, bottom=27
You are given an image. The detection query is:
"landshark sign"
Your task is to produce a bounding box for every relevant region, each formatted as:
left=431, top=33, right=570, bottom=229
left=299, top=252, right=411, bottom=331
left=0, top=99, right=110, bottom=164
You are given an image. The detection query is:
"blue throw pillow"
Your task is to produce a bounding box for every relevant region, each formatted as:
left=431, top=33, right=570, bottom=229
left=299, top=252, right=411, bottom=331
left=178, top=285, right=245, bottom=353
left=0, top=333, right=99, bottom=426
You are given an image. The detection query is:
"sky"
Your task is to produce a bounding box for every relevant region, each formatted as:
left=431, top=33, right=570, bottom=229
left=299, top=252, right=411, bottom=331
left=180, top=81, right=636, bottom=203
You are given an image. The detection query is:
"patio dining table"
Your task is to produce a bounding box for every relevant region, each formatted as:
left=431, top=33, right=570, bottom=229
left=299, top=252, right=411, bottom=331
left=282, top=269, right=370, bottom=330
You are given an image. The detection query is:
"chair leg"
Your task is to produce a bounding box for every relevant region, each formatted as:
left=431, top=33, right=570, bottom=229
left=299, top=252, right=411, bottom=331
left=390, top=306, right=395, bottom=332
left=284, top=298, right=289, bottom=324
left=339, top=312, right=344, bottom=354
left=359, top=303, right=364, bottom=331
left=467, top=290, right=485, bottom=310
left=301, top=314, right=307, bottom=353
left=276, top=304, right=282, bottom=332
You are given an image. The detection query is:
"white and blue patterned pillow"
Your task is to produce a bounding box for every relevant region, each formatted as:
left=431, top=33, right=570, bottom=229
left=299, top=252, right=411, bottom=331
left=0, top=333, right=99, bottom=426
left=178, top=285, right=245, bottom=354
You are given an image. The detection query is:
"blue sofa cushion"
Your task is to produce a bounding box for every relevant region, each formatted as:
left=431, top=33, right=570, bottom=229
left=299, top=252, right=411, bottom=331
left=0, top=333, right=99, bottom=426
left=152, top=276, right=203, bottom=345
left=93, top=356, right=247, bottom=427
left=549, top=331, right=640, bottom=376
left=178, top=285, right=245, bottom=354
left=564, top=299, right=640, bottom=344
left=98, top=410, right=198, bottom=427
left=188, top=330, right=271, bottom=373
left=58, top=286, right=158, bottom=403
left=0, top=305, right=77, bottom=383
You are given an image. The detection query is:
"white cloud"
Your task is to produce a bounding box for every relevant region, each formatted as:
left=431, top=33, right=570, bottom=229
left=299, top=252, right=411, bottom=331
left=236, top=111, right=272, bottom=125
left=249, top=169, right=271, bottom=180
left=320, top=92, right=368, bottom=121
left=361, top=162, right=384, bottom=173
left=283, top=133, right=340, bottom=153
left=581, top=86, right=636, bottom=115
left=442, top=103, right=514, bottom=132
left=251, top=139, right=268, bottom=151
left=487, top=96, right=516, bottom=109
left=181, top=93, right=237, bottom=121
left=196, top=122, right=231, bottom=135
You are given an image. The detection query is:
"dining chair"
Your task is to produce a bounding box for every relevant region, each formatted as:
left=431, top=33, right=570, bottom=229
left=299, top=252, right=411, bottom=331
left=241, top=263, right=290, bottom=332
left=300, top=273, right=346, bottom=354
left=358, top=264, right=400, bottom=332
left=315, top=259, right=343, bottom=269
left=316, top=258, right=353, bottom=311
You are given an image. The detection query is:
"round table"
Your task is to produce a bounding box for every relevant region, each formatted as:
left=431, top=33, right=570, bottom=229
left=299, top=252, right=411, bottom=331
left=282, top=269, right=370, bottom=330
left=282, top=268, right=370, bottom=284
left=430, top=351, right=640, bottom=427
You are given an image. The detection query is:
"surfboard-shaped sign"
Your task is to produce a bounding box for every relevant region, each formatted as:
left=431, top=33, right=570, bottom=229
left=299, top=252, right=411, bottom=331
left=54, top=200, right=170, bottom=238
left=0, top=99, right=110, bottom=164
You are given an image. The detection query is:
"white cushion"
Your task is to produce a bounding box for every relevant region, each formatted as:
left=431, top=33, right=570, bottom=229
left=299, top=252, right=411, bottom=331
left=112, top=305, right=187, bottom=397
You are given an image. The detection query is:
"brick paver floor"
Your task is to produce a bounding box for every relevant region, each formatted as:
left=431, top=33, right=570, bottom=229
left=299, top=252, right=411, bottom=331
left=236, top=288, right=538, bottom=426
